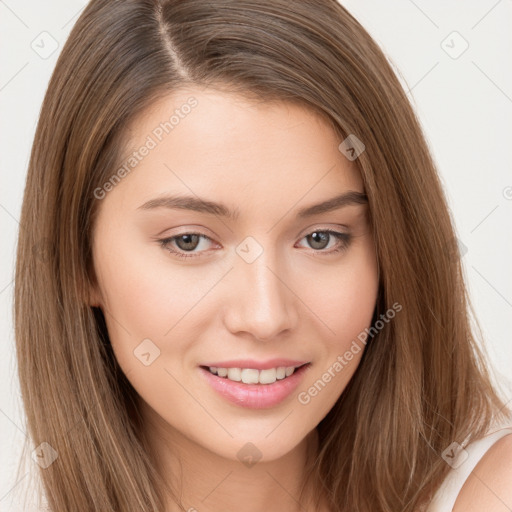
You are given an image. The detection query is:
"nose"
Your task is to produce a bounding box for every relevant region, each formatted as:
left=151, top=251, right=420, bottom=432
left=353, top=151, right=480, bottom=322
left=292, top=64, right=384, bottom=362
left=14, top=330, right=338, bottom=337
left=222, top=244, right=298, bottom=341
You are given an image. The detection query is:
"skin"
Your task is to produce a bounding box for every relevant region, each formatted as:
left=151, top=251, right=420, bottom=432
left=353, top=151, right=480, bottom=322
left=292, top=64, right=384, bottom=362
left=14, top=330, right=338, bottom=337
left=453, top=433, right=512, bottom=511
left=89, top=86, right=379, bottom=511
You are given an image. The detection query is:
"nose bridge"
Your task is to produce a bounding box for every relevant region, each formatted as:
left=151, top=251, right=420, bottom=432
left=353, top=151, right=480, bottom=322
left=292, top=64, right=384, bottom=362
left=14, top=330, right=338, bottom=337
left=225, top=235, right=296, bottom=340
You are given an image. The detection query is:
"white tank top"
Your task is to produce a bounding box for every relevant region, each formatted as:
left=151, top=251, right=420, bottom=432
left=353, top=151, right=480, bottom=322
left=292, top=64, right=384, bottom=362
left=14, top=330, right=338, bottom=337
left=426, top=418, right=512, bottom=511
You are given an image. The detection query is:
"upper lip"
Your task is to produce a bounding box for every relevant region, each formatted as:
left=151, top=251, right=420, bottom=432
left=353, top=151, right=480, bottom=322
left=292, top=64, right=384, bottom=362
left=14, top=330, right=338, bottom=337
left=200, top=359, right=309, bottom=370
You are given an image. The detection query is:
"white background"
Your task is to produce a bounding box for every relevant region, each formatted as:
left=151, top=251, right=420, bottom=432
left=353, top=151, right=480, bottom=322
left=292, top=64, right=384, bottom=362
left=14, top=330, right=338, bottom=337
left=1, top=0, right=511, bottom=509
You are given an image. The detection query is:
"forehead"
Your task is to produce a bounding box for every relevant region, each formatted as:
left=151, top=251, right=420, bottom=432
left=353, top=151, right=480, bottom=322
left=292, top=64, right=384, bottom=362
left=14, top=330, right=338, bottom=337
left=103, top=86, right=363, bottom=216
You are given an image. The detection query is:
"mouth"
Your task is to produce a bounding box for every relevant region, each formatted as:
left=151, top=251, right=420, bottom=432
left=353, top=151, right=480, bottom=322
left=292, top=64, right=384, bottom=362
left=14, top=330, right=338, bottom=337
left=198, top=362, right=311, bottom=409
left=200, top=363, right=309, bottom=385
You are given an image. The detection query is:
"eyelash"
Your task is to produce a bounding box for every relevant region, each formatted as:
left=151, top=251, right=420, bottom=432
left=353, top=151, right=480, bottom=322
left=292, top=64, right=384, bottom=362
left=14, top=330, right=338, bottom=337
left=157, top=229, right=352, bottom=259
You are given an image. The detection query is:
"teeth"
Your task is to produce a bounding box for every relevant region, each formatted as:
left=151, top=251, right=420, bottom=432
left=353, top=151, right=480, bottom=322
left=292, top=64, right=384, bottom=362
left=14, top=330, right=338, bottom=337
left=208, top=365, right=300, bottom=384
left=241, top=368, right=259, bottom=384
left=227, top=368, right=242, bottom=381
left=258, top=369, right=277, bottom=384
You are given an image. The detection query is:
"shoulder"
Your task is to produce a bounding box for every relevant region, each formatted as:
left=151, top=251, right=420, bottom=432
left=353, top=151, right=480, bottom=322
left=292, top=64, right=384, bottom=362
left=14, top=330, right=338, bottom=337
left=453, top=432, right=512, bottom=511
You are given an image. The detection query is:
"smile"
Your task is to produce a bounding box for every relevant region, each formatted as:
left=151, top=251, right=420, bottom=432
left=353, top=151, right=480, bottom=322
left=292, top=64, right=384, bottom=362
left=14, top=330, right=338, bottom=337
left=199, top=362, right=311, bottom=409
left=206, top=365, right=303, bottom=384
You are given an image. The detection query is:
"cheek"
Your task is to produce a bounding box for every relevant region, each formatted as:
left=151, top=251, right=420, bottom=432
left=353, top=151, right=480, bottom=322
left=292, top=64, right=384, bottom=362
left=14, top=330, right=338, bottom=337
left=306, top=237, right=378, bottom=347
left=331, top=265, right=378, bottom=345
left=295, top=240, right=378, bottom=410
left=94, top=230, right=209, bottom=335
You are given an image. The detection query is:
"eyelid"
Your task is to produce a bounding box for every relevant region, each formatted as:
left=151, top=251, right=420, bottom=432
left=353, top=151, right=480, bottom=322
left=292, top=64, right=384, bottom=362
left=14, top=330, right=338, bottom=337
left=298, top=223, right=350, bottom=237
left=160, top=223, right=349, bottom=241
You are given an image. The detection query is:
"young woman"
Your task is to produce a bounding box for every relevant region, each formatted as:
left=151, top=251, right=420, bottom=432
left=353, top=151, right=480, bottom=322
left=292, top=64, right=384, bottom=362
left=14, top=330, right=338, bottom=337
left=13, top=1, right=512, bottom=511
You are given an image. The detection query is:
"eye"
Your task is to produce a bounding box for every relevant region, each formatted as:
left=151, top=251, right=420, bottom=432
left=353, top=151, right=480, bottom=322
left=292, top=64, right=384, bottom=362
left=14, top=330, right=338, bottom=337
left=296, top=230, right=351, bottom=256
left=157, top=229, right=351, bottom=259
left=158, top=233, right=215, bottom=259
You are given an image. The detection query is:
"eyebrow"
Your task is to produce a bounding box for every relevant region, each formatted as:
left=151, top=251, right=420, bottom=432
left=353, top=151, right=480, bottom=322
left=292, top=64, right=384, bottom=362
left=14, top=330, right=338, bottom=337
left=137, top=190, right=368, bottom=220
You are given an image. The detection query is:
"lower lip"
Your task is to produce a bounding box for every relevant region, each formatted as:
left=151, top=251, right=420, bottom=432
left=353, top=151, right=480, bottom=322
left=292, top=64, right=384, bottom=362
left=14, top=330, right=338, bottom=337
left=199, top=364, right=310, bottom=409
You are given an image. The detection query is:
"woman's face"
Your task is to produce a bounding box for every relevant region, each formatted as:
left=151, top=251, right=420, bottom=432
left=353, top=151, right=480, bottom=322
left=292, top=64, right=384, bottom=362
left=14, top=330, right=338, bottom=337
left=90, top=86, right=378, bottom=463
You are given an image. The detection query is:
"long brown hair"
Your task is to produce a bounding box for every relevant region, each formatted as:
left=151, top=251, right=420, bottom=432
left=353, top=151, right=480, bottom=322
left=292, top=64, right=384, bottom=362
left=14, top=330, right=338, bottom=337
left=14, top=0, right=509, bottom=510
